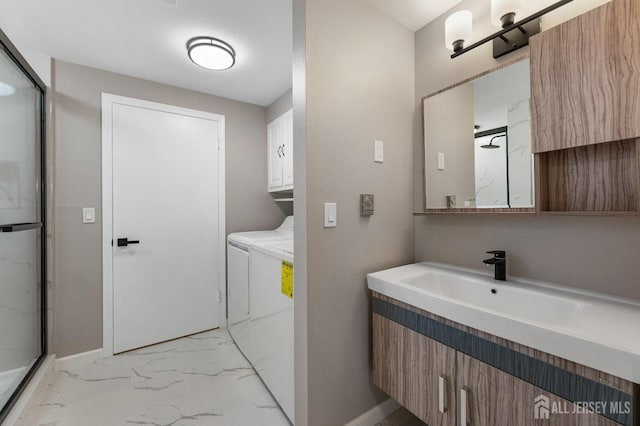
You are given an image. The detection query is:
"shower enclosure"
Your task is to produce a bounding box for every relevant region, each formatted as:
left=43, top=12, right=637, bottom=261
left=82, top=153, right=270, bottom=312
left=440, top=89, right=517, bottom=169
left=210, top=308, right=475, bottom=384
left=0, top=28, right=47, bottom=423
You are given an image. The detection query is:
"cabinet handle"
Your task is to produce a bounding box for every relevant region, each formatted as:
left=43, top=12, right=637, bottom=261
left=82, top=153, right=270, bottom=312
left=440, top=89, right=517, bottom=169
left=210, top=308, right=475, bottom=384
left=277, top=146, right=282, bottom=158
left=281, top=145, right=285, bottom=156
left=438, top=375, right=447, bottom=413
left=460, top=387, right=469, bottom=425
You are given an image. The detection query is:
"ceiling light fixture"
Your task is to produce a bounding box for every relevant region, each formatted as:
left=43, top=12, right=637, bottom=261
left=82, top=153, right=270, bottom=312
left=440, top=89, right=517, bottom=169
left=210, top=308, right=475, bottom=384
left=446, top=0, right=574, bottom=59
left=0, top=81, right=16, bottom=96
left=187, top=37, right=236, bottom=71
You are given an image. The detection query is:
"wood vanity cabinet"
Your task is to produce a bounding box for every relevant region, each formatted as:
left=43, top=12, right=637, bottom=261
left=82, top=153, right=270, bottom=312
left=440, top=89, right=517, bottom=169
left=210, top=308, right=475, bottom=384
left=458, top=352, right=618, bottom=426
left=373, top=314, right=456, bottom=426
left=372, top=294, right=636, bottom=426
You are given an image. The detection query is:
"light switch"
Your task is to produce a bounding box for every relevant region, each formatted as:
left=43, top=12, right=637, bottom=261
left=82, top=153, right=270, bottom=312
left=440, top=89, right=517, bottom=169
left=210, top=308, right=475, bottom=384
left=83, top=207, right=96, bottom=224
left=374, top=140, right=384, bottom=163
left=437, top=152, right=445, bottom=170
left=324, top=203, right=337, bottom=228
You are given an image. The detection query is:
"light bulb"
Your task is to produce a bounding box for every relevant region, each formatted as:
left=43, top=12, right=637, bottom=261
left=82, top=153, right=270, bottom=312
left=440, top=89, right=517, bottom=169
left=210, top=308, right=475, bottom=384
left=491, top=0, right=525, bottom=28
left=445, top=10, right=473, bottom=53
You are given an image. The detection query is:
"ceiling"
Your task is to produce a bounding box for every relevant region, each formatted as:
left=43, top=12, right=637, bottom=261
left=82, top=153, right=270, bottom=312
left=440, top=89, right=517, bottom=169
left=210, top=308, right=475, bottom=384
left=362, top=0, right=462, bottom=31
left=0, top=0, right=293, bottom=106
left=0, top=0, right=465, bottom=106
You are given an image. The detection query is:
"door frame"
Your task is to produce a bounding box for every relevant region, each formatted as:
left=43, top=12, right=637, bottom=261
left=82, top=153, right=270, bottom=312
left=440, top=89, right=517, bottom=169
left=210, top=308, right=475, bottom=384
left=101, top=93, right=226, bottom=357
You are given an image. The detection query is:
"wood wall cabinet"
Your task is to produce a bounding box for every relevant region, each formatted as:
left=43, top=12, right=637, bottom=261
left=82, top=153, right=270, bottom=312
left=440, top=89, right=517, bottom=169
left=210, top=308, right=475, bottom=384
left=530, top=0, right=640, bottom=153
left=535, top=139, right=640, bottom=214
left=267, top=109, right=293, bottom=192
left=530, top=0, right=640, bottom=215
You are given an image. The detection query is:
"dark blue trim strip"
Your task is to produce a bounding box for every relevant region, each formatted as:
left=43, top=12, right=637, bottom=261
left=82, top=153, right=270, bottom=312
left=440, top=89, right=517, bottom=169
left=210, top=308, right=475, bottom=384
left=373, top=297, right=633, bottom=426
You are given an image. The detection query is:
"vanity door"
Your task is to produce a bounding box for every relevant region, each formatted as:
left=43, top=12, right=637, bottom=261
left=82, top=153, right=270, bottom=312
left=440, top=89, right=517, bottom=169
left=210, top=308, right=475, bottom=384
left=456, top=352, right=619, bottom=426
left=373, top=314, right=456, bottom=426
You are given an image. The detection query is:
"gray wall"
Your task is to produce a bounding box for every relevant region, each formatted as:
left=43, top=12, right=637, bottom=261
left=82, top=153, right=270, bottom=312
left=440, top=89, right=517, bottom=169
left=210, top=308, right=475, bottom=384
left=267, top=88, right=293, bottom=123
left=414, top=0, right=640, bottom=300
left=53, top=60, right=284, bottom=357
left=295, top=0, right=415, bottom=424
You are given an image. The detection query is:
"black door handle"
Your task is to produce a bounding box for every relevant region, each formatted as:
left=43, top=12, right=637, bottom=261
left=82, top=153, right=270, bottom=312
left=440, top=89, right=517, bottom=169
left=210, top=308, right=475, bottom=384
left=0, top=222, right=42, bottom=233
left=117, top=238, right=140, bottom=247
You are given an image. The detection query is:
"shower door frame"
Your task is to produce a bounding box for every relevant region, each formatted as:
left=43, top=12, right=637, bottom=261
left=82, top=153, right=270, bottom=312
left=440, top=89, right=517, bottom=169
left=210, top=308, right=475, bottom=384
left=0, top=27, right=47, bottom=424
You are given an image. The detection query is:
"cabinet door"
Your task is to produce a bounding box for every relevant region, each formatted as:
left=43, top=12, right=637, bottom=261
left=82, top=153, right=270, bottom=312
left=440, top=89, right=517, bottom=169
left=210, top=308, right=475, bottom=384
left=456, top=352, right=619, bottom=426
left=282, top=109, right=293, bottom=189
left=267, top=119, right=283, bottom=191
left=373, top=314, right=456, bottom=426
left=530, top=0, right=640, bottom=152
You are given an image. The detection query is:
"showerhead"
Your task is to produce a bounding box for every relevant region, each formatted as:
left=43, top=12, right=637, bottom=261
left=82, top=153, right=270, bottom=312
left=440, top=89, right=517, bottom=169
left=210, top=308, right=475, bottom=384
left=481, top=143, right=500, bottom=149
left=481, top=134, right=505, bottom=149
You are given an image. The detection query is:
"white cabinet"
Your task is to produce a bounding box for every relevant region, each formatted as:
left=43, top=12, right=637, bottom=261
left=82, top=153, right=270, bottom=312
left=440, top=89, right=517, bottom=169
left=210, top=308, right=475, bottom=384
left=268, top=109, right=293, bottom=192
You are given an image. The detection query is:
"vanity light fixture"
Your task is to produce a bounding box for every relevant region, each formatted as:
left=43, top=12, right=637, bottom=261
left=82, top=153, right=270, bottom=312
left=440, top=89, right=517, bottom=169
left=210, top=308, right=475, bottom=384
left=0, top=81, right=15, bottom=96
left=446, top=0, right=573, bottom=59
left=187, top=36, right=236, bottom=71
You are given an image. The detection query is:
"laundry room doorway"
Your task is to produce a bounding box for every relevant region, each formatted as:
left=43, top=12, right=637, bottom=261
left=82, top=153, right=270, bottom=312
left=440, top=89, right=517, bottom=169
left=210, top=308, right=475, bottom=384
left=101, top=94, right=226, bottom=355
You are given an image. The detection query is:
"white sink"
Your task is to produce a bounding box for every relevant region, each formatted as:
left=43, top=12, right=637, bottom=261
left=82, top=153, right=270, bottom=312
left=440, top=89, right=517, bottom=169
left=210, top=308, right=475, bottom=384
left=368, top=262, right=640, bottom=383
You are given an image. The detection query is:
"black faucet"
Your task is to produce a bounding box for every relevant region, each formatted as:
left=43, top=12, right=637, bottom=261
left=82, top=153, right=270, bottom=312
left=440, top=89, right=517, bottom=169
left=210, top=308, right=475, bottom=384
left=483, top=250, right=506, bottom=281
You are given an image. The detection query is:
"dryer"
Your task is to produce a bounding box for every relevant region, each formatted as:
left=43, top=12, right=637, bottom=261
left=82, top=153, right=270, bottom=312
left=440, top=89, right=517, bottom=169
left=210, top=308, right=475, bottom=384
left=227, top=216, right=293, bottom=361
left=250, top=239, right=294, bottom=423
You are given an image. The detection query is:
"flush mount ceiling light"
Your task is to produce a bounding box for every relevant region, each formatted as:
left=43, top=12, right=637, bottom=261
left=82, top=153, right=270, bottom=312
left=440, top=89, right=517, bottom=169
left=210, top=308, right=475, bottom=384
left=0, top=81, right=16, bottom=96
left=445, top=0, right=574, bottom=59
left=187, top=37, right=236, bottom=71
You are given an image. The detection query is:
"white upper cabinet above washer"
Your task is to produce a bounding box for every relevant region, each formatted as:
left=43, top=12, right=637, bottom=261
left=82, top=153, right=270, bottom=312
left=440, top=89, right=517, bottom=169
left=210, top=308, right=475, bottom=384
left=268, top=109, right=293, bottom=192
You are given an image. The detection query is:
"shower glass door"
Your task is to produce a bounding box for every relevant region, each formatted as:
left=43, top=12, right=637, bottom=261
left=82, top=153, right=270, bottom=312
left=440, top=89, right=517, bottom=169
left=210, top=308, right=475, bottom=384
left=0, top=28, right=46, bottom=422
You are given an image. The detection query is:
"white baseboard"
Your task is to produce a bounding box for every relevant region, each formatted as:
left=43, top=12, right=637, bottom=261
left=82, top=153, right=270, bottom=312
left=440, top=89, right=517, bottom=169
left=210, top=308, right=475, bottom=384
left=344, top=398, right=401, bottom=426
left=1, top=355, right=56, bottom=426
left=55, top=348, right=104, bottom=371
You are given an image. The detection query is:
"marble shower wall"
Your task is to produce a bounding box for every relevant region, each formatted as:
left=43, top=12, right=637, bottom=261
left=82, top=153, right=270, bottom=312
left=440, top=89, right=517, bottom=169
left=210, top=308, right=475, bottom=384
left=0, top=61, right=43, bottom=407
left=507, top=99, right=534, bottom=207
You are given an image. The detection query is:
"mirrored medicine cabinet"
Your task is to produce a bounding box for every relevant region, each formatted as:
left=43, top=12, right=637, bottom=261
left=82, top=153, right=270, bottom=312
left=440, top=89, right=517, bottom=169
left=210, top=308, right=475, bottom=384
left=422, top=57, right=535, bottom=213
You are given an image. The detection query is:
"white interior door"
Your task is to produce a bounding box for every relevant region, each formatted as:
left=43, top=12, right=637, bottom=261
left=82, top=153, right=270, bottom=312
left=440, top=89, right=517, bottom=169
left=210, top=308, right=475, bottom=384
left=109, top=100, right=222, bottom=354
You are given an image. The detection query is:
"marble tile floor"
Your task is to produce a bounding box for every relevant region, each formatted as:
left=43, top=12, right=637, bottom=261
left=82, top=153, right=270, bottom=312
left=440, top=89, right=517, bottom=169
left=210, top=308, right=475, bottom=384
left=18, top=329, right=291, bottom=426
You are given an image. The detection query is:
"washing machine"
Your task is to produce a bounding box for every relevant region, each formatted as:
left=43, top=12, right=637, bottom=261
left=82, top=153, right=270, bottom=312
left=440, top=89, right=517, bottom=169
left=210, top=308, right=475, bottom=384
left=227, top=216, right=293, bottom=361
left=249, top=239, right=294, bottom=423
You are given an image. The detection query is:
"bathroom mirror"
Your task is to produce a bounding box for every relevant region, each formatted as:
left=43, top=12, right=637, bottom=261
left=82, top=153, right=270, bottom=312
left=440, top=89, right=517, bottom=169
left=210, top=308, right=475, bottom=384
left=423, top=57, right=534, bottom=211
